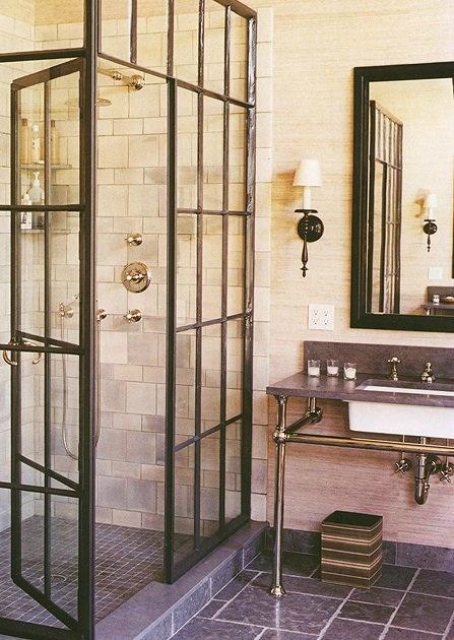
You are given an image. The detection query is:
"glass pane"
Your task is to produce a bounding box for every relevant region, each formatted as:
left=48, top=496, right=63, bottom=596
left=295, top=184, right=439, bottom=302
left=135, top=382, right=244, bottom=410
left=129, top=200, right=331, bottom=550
left=177, top=87, right=198, bottom=210
left=230, top=11, right=249, bottom=102
left=0, top=212, right=10, bottom=346
left=203, top=97, right=224, bottom=211
left=20, top=347, right=45, bottom=474
left=137, top=1, right=168, bottom=74
left=174, top=0, right=199, bottom=85
left=0, top=491, right=66, bottom=628
left=20, top=491, right=44, bottom=590
left=0, top=342, right=10, bottom=484
left=50, top=496, right=79, bottom=619
left=225, top=421, right=242, bottom=523
left=18, top=83, right=45, bottom=205
left=100, top=0, right=132, bottom=62
left=201, top=323, right=221, bottom=432
left=0, top=5, right=84, bottom=53
left=229, top=105, right=247, bottom=211
left=200, top=431, right=220, bottom=538
left=226, top=319, right=243, bottom=420
left=202, top=214, right=223, bottom=320
left=175, top=330, right=196, bottom=441
left=51, top=354, right=80, bottom=480
left=227, top=215, right=245, bottom=316
left=177, top=214, right=197, bottom=327
left=174, top=445, right=195, bottom=563
left=49, top=70, right=81, bottom=206
left=20, top=225, right=45, bottom=337
left=49, top=212, right=81, bottom=344
left=204, top=1, right=226, bottom=94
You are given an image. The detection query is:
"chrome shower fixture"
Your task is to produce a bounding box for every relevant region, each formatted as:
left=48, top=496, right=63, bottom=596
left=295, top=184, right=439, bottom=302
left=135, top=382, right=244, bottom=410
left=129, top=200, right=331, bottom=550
left=124, top=309, right=142, bottom=323
left=59, top=302, right=74, bottom=319
left=122, top=261, right=151, bottom=293
left=126, top=232, right=143, bottom=246
left=98, top=67, right=145, bottom=90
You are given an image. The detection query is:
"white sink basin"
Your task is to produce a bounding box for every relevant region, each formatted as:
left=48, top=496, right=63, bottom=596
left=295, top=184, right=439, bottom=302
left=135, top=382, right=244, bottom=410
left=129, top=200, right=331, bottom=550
left=361, top=384, right=454, bottom=397
left=348, top=380, right=454, bottom=438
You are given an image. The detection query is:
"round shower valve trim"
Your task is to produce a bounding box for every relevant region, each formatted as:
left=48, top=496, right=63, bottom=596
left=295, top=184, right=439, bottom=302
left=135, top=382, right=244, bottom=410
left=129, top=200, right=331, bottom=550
left=122, top=261, right=151, bottom=293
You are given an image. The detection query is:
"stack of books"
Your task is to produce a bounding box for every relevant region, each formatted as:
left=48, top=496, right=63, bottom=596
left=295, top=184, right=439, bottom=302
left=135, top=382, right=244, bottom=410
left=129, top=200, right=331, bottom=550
left=321, top=510, right=383, bottom=588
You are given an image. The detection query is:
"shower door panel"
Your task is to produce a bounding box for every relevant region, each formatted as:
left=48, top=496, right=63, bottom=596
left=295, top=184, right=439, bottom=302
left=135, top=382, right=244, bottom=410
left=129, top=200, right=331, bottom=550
left=0, top=58, right=94, bottom=638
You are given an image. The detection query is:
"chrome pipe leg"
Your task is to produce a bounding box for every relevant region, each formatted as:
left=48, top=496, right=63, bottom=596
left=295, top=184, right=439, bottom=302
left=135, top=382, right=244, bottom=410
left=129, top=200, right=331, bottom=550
left=270, top=395, right=288, bottom=596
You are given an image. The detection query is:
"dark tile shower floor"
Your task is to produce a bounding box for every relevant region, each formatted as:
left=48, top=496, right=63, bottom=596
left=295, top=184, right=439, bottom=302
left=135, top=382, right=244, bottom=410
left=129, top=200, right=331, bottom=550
left=0, top=516, right=166, bottom=628
left=172, top=552, right=454, bottom=639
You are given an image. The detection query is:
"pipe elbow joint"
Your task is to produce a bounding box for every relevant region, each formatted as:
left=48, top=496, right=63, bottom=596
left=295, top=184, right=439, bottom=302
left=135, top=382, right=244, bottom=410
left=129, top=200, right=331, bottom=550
left=273, top=429, right=287, bottom=444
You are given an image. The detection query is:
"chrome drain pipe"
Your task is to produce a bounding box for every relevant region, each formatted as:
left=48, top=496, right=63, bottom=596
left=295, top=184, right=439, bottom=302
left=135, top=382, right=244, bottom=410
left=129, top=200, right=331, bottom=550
left=415, top=438, right=442, bottom=505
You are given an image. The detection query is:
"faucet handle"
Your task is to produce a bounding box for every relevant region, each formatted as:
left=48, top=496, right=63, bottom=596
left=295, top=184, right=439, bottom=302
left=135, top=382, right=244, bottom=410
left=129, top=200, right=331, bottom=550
left=421, top=362, right=435, bottom=383
left=387, top=357, right=401, bottom=381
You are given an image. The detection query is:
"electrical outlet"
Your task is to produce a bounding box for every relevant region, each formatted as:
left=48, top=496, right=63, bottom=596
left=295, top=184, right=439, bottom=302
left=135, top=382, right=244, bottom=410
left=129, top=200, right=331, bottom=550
left=308, top=304, right=335, bottom=331
left=428, top=266, right=443, bottom=281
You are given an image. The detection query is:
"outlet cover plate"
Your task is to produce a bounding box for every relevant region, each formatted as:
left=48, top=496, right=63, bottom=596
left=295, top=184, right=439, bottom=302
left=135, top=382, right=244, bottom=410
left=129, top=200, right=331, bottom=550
left=308, top=303, right=335, bottom=331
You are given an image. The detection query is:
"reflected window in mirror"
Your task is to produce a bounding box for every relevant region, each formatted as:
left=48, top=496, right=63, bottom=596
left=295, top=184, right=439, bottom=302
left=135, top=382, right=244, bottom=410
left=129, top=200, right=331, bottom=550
left=351, top=61, right=454, bottom=332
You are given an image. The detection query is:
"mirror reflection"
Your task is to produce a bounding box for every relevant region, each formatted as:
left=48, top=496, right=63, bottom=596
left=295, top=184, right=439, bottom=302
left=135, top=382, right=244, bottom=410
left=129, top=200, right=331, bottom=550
left=351, top=62, right=454, bottom=332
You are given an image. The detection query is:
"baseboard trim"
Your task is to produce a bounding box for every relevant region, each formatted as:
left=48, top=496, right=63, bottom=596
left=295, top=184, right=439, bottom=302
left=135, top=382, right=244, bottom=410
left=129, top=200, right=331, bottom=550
left=265, top=527, right=454, bottom=572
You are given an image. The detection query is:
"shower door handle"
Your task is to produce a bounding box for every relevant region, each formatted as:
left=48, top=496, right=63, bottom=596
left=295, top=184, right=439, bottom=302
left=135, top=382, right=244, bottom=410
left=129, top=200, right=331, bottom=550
left=2, top=341, right=18, bottom=367
left=23, top=340, right=43, bottom=365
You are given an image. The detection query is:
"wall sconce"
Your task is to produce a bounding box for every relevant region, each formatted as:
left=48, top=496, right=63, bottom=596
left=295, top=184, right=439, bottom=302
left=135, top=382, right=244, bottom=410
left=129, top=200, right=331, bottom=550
left=293, top=158, right=323, bottom=276
left=422, top=192, right=438, bottom=252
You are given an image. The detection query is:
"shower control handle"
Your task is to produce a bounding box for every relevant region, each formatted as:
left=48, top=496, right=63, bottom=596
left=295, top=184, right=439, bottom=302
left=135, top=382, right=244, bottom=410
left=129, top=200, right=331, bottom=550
left=122, top=261, right=151, bottom=293
left=126, top=269, right=145, bottom=284
left=124, top=309, right=142, bottom=323
left=126, top=232, right=142, bottom=246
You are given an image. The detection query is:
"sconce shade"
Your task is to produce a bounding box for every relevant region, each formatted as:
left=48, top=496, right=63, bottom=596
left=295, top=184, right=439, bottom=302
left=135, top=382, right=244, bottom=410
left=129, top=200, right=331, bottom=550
left=424, top=193, right=438, bottom=209
left=293, top=158, right=322, bottom=187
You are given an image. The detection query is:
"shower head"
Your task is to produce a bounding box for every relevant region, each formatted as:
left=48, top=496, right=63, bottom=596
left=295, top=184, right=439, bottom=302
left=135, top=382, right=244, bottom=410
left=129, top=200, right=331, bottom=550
left=95, top=96, right=112, bottom=107
left=65, top=95, right=112, bottom=109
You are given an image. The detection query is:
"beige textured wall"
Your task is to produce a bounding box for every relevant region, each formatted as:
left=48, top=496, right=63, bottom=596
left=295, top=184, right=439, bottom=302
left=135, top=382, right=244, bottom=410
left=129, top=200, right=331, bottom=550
left=246, top=0, right=454, bottom=547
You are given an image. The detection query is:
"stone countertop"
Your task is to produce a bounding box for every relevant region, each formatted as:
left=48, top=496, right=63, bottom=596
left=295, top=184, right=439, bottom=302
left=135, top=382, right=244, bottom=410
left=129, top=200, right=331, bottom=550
left=266, top=372, right=454, bottom=408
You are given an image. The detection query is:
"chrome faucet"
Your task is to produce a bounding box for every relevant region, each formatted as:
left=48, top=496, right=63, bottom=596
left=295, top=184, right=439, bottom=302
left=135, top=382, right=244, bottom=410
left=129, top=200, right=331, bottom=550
left=421, top=362, right=435, bottom=383
left=387, top=357, right=401, bottom=381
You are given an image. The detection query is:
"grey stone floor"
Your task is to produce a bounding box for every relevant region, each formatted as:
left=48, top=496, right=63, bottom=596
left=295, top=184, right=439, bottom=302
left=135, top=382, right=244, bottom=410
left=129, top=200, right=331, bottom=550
left=171, top=552, right=454, bottom=639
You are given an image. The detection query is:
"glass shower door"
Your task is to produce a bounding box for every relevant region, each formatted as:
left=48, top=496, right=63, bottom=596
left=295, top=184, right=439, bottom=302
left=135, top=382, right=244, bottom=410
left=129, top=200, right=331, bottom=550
left=0, top=58, right=94, bottom=639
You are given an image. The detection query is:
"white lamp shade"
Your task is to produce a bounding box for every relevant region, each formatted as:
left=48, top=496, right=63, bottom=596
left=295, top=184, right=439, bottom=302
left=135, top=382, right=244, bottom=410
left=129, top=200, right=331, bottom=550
left=424, top=193, right=438, bottom=209
left=293, top=159, right=322, bottom=187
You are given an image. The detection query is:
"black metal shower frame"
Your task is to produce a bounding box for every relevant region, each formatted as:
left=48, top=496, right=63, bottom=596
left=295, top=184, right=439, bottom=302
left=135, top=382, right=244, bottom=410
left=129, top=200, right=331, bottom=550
left=97, top=0, right=257, bottom=584
left=0, top=0, right=256, bottom=636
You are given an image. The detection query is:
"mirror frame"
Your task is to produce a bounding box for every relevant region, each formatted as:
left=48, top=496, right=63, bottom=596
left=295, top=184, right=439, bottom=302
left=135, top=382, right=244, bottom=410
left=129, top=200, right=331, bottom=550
left=351, top=61, right=454, bottom=333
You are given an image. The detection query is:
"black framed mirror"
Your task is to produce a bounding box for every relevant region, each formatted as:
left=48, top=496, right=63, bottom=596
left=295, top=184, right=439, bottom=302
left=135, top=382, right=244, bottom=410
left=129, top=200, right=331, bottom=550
left=351, top=61, right=454, bottom=332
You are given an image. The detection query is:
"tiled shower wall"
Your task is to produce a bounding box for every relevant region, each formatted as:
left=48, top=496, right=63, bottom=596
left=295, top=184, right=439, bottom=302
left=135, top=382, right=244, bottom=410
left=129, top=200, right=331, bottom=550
left=0, top=2, right=272, bottom=535
left=29, top=4, right=273, bottom=532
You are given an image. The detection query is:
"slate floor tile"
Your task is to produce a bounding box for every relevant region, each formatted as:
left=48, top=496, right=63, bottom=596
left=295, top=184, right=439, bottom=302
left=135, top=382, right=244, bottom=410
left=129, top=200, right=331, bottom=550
left=391, top=592, right=454, bottom=634
left=253, top=573, right=351, bottom=599
left=410, top=569, right=454, bottom=598
left=260, top=630, right=317, bottom=639
left=198, top=599, right=226, bottom=619
left=384, top=628, right=443, bottom=639
left=338, top=600, right=395, bottom=624
left=247, top=553, right=319, bottom=578
left=349, top=586, right=404, bottom=607
left=215, top=570, right=258, bottom=601
left=322, top=617, right=384, bottom=640
left=170, top=617, right=263, bottom=640
left=218, top=586, right=340, bottom=635
left=374, top=565, right=417, bottom=590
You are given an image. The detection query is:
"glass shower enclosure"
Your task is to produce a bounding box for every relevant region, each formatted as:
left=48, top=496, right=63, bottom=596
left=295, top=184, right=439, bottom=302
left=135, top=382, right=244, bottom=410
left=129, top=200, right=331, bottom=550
left=0, top=1, right=256, bottom=638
